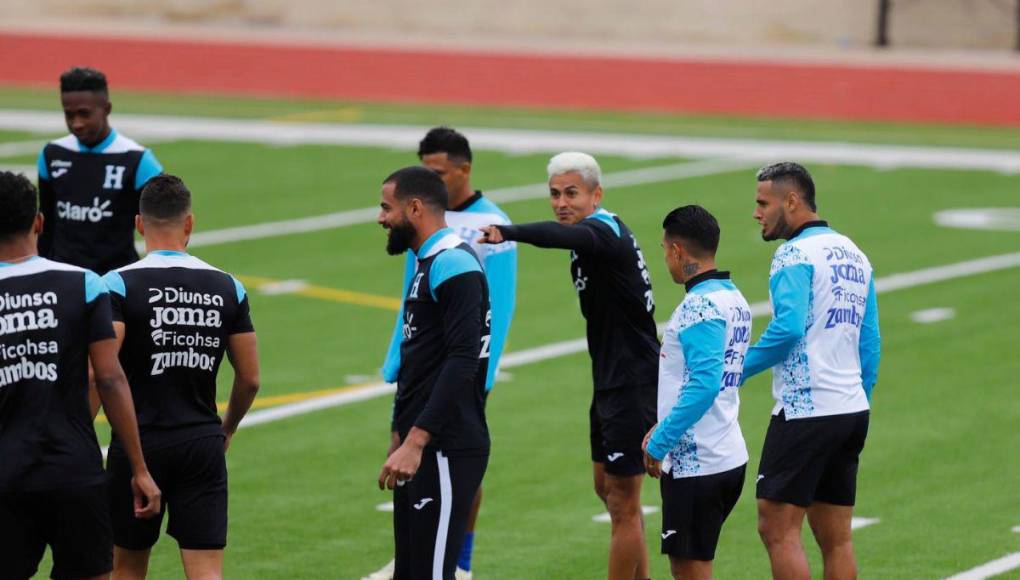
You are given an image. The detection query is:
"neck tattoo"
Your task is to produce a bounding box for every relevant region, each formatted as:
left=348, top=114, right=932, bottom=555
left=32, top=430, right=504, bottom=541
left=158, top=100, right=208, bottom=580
left=682, top=261, right=700, bottom=278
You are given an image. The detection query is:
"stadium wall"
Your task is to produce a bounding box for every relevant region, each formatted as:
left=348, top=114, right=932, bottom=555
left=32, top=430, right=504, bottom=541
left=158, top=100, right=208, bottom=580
left=2, top=0, right=1019, bottom=50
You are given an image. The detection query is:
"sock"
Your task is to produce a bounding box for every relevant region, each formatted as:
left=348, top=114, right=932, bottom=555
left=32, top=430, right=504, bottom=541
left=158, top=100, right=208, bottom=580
left=457, top=531, right=475, bottom=571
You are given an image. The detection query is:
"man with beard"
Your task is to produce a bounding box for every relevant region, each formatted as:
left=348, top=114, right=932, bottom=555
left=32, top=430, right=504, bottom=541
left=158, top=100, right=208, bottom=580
left=376, top=166, right=491, bottom=580
left=743, top=162, right=881, bottom=580
left=36, top=67, right=163, bottom=274
left=371, top=128, right=516, bottom=579
left=479, top=152, right=657, bottom=580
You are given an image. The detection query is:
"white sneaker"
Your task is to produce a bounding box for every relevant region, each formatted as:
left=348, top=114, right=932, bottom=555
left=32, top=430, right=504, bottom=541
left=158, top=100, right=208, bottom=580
left=362, top=559, right=395, bottom=580
left=455, top=567, right=473, bottom=580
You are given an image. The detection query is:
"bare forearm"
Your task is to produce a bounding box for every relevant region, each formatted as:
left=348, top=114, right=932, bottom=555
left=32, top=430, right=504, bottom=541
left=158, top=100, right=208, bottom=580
left=222, top=377, right=259, bottom=434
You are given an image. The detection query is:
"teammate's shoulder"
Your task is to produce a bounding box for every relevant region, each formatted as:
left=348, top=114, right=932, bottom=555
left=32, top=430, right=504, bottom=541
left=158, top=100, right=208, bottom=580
left=676, top=293, right=725, bottom=331
left=770, top=241, right=812, bottom=274
left=465, top=195, right=511, bottom=224
left=582, top=208, right=621, bottom=237
left=102, top=132, right=147, bottom=154
left=46, top=134, right=80, bottom=153
left=430, top=247, right=483, bottom=290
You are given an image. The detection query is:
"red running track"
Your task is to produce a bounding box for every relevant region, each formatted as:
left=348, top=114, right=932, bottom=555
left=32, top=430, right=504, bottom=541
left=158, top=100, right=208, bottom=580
left=3, top=32, right=1020, bottom=125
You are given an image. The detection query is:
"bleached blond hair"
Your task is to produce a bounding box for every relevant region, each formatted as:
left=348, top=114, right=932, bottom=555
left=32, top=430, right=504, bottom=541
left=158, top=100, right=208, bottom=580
left=547, top=152, right=602, bottom=187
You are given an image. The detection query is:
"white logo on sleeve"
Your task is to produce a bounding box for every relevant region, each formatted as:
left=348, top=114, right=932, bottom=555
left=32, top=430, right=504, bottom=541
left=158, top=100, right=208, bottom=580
left=103, top=164, right=126, bottom=189
left=607, top=452, right=625, bottom=462
left=413, top=498, right=433, bottom=510
left=49, top=160, right=72, bottom=178
left=409, top=272, right=425, bottom=299
left=661, top=530, right=677, bottom=539
left=756, top=474, right=765, bottom=483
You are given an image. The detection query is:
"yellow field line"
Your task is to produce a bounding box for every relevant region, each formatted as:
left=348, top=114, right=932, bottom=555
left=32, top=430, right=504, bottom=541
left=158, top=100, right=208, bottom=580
left=235, top=274, right=401, bottom=311
left=95, top=381, right=381, bottom=424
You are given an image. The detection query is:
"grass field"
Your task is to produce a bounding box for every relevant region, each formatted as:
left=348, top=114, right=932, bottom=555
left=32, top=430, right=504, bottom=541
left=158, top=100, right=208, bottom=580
left=2, top=87, right=1019, bottom=579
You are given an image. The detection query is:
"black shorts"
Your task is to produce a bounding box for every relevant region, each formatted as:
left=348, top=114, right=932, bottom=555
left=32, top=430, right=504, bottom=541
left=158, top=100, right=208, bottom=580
left=393, top=450, right=488, bottom=580
left=108, top=434, right=228, bottom=551
left=590, top=384, right=656, bottom=477
left=756, top=410, right=869, bottom=508
left=660, top=464, right=745, bottom=561
left=0, top=483, right=112, bottom=580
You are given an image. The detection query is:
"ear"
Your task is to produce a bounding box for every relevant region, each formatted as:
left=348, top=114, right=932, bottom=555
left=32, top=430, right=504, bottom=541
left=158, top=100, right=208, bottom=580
left=784, top=190, right=800, bottom=211
left=592, top=185, right=604, bottom=207
left=104, top=100, right=112, bottom=116
left=671, top=239, right=686, bottom=262
left=183, top=213, right=194, bottom=237
left=33, top=212, right=44, bottom=235
left=461, top=161, right=472, bottom=177
left=135, top=214, right=145, bottom=236
left=408, top=198, right=424, bottom=218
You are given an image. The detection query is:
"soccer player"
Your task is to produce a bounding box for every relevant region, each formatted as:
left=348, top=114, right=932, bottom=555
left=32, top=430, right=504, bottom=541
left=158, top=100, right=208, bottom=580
left=743, top=162, right=881, bottom=580
left=375, top=127, right=516, bottom=579
left=102, top=174, right=260, bottom=579
left=37, top=66, right=163, bottom=274
left=0, top=170, right=160, bottom=580
left=641, top=205, right=751, bottom=580
left=479, top=152, right=658, bottom=580
left=376, top=166, right=491, bottom=580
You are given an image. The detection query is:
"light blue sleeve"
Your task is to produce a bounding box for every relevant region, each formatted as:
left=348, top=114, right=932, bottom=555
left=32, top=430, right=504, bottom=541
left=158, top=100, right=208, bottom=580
left=134, top=149, right=163, bottom=190
left=84, top=270, right=109, bottom=303
left=428, top=249, right=483, bottom=299
left=381, top=251, right=416, bottom=383
left=647, top=318, right=727, bottom=461
left=482, top=247, right=517, bottom=391
left=743, top=263, right=813, bottom=381
left=859, top=277, right=881, bottom=400
left=101, top=271, right=126, bottom=297
left=37, top=148, right=49, bottom=181
left=230, top=275, right=247, bottom=303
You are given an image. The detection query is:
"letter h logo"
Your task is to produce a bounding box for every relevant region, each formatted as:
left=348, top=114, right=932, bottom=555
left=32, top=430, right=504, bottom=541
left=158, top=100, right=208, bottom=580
left=104, top=165, right=126, bottom=190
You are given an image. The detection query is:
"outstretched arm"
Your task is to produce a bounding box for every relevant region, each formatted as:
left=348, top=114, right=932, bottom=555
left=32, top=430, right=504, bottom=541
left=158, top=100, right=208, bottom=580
left=480, top=221, right=597, bottom=253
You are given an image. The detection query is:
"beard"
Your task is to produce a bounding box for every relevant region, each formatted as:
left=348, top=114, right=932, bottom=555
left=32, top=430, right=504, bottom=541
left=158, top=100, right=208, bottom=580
left=385, top=220, right=417, bottom=255
left=762, top=212, right=791, bottom=241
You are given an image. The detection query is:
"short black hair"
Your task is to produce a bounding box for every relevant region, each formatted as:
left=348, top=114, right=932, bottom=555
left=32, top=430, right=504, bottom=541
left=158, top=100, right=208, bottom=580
left=0, top=171, right=39, bottom=240
left=383, top=166, right=448, bottom=212
left=756, top=162, right=816, bottom=211
left=140, top=174, right=191, bottom=221
left=662, top=205, right=720, bottom=257
left=60, top=67, right=109, bottom=95
left=418, top=127, right=472, bottom=163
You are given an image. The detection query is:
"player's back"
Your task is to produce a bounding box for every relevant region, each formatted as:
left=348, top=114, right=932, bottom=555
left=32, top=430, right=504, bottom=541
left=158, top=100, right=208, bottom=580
left=103, top=251, right=253, bottom=451
left=0, top=257, right=109, bottom=492
left=658, top=274, right=751, bottom=477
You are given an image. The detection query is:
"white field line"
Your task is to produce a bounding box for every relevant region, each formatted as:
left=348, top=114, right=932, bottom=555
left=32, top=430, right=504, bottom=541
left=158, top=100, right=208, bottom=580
left=230, top=250, right=1020, bottom=429
left=944, top=552, right=1020, bottom=580
left=171, top=158, right=752, bottom=249
left=0, top=139, right=44, bottom=158
left=850, top=517, right=880, bottom=530
left=3, top=109, right=1020, bottom=172
left=7, top=107, right=1018, bottom=250
left=0, top=164, right=34, bottom=176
